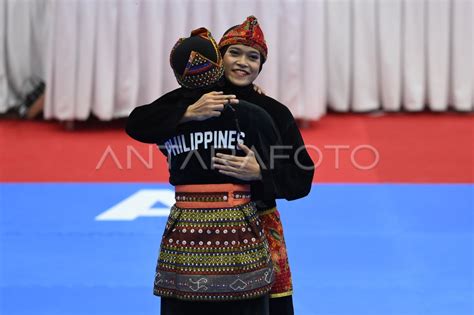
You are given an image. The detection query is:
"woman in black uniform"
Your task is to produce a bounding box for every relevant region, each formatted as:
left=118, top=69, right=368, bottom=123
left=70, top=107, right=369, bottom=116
left=129, top=27, right=282, bottom=315
left=126, top=17, right=314, bottom=315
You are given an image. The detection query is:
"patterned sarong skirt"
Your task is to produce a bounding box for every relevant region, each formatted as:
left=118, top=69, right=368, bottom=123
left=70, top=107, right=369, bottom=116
left=153, top=184, right=274, bottom=301
left=259, top=207, right=293, bottom=298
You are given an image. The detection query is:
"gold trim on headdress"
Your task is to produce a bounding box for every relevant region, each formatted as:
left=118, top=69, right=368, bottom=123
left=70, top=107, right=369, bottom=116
left=170, top=27, right=224, bottom=89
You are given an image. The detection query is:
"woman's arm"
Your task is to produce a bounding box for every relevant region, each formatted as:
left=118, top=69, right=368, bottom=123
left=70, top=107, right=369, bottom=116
left=213, top=93, right=315, bottom=201
left=212, top=104, right=281, bottom=201
left=126, top=90, right=237, bottom=143
left=272, top=119, right=314, bottom=200
left=126, top=89, right=186, bottom=143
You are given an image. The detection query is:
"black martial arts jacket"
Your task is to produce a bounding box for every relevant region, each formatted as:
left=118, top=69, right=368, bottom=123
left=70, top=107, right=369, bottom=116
left=127, top=87, right=281, bottom=202
left=126, top=80, right=314, bottom=208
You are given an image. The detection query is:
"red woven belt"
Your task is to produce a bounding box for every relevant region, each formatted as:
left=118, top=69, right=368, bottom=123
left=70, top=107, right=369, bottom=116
left=175, top=184, right=251, bottom=208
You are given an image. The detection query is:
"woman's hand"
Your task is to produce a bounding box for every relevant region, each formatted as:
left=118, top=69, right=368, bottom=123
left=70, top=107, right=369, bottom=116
left=180, top=91, right=238, bottom=123
left=212, top=143, right=262, bottom=181
left=253, top=84, right=266, bottom=95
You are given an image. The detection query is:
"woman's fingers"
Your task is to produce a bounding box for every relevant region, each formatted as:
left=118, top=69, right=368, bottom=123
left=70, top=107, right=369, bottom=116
left=208, top=94, right=236, bottom=100
left=209, top=111, right=222, bottom=117
left=237, top=143, right=252, bottom=154
left=252, top=84, right=266, bottom=95
left=214, top=153, right=243, bottom=162
left=212, top=157, right=243, bottom=168
left=214, top=164, right=239, bottom=172
left=209, top=104, right=224, bottom=110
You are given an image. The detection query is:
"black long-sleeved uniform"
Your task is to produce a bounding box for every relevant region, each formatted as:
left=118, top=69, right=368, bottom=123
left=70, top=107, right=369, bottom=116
left=126, top=80, right=314, bottom=208
left=127, top=87, right=280, bottom=202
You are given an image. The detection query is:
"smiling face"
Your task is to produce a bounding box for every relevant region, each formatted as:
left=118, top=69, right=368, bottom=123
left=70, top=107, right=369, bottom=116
left=223, top=44, right=261, bottom=86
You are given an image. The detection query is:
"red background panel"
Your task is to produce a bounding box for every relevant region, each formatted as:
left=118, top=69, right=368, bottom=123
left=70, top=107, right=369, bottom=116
left=1, top=113, right=472, bottom=183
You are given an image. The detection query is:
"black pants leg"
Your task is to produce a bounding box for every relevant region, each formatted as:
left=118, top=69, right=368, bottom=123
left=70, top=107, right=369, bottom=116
left=269, top=296, right=294, bottom=315
left=160, top=295, right=270, bottom=315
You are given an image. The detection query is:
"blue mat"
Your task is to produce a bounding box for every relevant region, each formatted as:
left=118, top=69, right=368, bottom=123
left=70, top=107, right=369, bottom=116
left=1, top=183, right=473, bottom=315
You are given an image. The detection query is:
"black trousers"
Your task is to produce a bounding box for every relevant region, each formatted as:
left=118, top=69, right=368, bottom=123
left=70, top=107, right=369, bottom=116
left=269, top=296, right=294, bottom=315
left=160, top=295, right=270, bottom=315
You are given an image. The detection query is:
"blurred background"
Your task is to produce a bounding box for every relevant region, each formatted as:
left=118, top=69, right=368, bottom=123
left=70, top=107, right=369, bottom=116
left=0, top=0, right=473, bottom=315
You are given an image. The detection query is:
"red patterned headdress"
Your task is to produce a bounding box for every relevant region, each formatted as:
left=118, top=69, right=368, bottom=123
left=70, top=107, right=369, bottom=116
left=218, top=16, right=268, bottom=61
left=170, top=27, right=224, bottom=89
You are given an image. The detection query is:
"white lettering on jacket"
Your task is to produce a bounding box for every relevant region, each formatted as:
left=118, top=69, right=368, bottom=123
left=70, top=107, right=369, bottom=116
left=164, top=130, right=246, bottom=157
